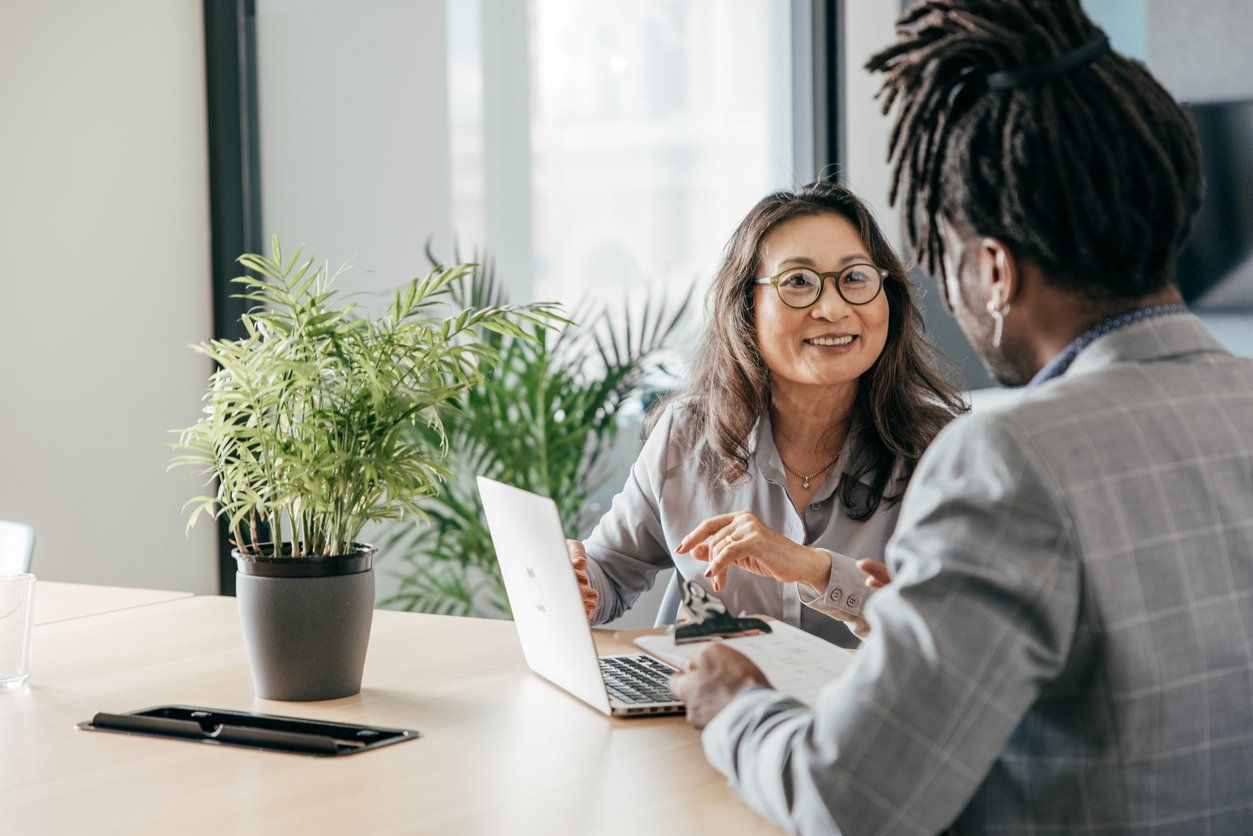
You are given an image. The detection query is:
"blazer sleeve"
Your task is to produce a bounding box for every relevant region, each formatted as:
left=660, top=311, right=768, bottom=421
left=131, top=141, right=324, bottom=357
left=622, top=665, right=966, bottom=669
left=699, top=411, right=1082, bottom=834
left=581, top=404, right=680, bottom=623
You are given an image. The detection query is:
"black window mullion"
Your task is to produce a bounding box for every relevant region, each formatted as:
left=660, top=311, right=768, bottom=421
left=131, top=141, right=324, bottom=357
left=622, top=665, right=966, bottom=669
left=203, top=0, right=263, bottom=595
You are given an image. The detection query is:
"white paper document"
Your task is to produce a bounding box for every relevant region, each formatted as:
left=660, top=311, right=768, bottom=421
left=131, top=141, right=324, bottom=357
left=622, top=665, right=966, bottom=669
left=634, top=619, right=857, bottom=706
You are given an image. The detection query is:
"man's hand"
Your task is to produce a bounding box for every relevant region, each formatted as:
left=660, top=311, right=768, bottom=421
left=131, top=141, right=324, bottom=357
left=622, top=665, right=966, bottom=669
left=565, top=539, right=599, bottom=620
left=670, top=644, right=771, bottom=730
left=676, top=511, right=831, bottom=593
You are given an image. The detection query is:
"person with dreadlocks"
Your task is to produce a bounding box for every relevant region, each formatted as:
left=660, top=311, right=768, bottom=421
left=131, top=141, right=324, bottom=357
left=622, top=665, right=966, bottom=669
left=671, top=1, right=1253, bottom=832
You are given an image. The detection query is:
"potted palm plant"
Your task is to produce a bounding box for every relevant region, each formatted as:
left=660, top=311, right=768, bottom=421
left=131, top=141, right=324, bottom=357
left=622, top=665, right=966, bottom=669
left=384, top=248, right=690, bottom=617
left=173, top=240, right=561, bottom=700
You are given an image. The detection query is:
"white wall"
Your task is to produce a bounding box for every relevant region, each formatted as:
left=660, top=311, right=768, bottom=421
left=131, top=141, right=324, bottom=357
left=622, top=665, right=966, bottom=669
left=0, top=0, right=218, bottom=592
left=1148, top=0, right=1253, bottom=103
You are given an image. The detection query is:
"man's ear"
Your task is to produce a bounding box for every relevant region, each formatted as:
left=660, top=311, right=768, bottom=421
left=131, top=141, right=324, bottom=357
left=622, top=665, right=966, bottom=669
left=976, top=238, right=1020, bottom=309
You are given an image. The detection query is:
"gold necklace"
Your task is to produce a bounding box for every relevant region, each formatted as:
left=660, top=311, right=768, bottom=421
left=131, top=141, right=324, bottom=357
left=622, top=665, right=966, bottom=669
left=778, top=451, right=840, bottom=490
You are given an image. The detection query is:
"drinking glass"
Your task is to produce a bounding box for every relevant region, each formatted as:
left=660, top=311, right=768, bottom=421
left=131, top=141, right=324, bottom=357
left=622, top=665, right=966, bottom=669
left=0, top=573, right=36, bottom=689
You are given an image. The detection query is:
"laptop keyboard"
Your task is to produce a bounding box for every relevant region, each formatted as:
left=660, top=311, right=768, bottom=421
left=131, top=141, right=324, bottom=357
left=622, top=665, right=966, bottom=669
left=600, top=654, right=680, bottom=705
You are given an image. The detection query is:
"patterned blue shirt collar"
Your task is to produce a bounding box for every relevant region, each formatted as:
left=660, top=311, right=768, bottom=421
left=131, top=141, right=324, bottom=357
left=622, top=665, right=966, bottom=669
left=1028, top=304, right=1190, bottom=389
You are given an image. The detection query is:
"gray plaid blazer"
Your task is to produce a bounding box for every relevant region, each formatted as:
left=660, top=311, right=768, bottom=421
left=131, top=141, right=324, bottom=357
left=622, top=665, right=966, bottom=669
left=702, top=313, right=1253, bottom=834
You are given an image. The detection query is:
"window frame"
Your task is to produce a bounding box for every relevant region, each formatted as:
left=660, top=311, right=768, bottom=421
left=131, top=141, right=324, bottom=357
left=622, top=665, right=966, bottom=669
left=202, top=0, right=843, bottom=595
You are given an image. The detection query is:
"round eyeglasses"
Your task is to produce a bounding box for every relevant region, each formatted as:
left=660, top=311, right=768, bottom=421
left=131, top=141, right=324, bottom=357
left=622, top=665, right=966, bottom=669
left=753, top=264, right=888, bottom=309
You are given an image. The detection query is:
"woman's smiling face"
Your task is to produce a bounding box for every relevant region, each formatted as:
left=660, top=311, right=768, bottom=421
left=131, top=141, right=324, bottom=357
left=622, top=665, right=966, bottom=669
left=753, top=212, right=891, bottom=391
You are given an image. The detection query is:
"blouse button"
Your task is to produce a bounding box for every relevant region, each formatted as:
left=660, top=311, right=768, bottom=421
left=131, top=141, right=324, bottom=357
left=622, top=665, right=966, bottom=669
left=809, top=503, right=821, bottom=510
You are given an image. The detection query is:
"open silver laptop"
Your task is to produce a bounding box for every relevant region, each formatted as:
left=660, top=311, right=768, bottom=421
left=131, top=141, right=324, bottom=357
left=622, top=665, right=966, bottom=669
left=477, top=477, right=685, bottom=717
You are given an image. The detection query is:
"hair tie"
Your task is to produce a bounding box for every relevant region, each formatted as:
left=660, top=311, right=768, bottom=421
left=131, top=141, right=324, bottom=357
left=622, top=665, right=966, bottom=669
left=946, top=64, right=981, bottom=107
left=986, top=34, right=1110, bottom=90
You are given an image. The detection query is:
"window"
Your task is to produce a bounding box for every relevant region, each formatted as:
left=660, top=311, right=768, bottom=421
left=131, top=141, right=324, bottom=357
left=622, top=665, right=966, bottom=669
left=254, top=0, right=799, bottom=316
left=211, top=0, right=829, bottom=593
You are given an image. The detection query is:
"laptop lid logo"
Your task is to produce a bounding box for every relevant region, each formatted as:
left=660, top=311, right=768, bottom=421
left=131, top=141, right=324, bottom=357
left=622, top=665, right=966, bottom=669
left=525, top=566, right=547, bottom=613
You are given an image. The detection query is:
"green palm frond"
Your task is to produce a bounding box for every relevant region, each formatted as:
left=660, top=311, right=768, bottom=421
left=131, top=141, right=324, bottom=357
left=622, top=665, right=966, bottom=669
left=383, top=246, right=692, bottom=618
left=171, top=237, right=564, bottom=559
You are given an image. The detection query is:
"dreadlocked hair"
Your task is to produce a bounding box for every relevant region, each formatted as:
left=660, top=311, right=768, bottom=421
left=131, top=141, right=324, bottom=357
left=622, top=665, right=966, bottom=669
left=867, top=0, right=1202, bottom=301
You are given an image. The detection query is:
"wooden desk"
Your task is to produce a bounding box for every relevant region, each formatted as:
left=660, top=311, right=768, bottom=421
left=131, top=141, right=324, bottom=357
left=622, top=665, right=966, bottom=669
left=1, top=595, right=780, bottom=835
left=32, top=580, right=193, bottom=625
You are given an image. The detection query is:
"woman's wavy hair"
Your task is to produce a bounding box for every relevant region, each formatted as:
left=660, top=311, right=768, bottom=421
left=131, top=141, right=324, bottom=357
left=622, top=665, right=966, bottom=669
left=660, top=180, right=966, bottom=520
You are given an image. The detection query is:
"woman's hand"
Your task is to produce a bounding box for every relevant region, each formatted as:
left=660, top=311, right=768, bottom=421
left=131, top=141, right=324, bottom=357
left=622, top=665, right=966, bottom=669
left=565, top=540, right=599, bottom=620
left=857, top=558, right=891, bottom=589
left=675, top=511, right=830, bottom=593
left=842, top=559, right=892, bottom=640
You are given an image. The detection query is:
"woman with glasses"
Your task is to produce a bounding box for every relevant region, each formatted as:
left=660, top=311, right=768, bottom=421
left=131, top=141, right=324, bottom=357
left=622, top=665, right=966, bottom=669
left=568, top=180, right=964, bottom=645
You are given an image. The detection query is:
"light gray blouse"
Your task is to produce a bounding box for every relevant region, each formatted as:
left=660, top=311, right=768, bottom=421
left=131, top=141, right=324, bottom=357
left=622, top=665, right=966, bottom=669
left=582, top=401, right=902, bottom=647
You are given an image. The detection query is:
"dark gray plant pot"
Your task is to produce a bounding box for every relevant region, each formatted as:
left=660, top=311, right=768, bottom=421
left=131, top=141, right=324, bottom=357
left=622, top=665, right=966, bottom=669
left=234, top=544, right=376, bottom=702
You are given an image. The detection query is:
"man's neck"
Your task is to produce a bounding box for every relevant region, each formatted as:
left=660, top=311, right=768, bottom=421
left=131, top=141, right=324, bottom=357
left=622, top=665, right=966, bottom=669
left=1027, top=285, right=1186, bottom=376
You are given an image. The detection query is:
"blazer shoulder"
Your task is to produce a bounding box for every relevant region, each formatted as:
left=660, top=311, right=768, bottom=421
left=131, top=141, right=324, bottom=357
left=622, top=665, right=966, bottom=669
left=916, top=407, right=1044, bottom=491
left=1007, top=353, right=1251, bottom=441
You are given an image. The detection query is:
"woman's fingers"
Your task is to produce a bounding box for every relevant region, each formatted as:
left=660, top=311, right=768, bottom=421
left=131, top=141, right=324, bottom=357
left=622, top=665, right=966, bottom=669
left=709, top=520, right=740, bottom=551
left=569, top=541, right=597, bottom=588
left=706, top=536, right=749, bottom=583
left=707, top=532, right=736, bottom=567
left=856, top=558, right=891, bottom=589
left=708, top=559, right=732, bottom=592
left=703, top=535, right=745, bottom=591
left=572, top=558, right=591, bottom=584
left=676, top=512, right=739, bottom=553
left=692, top=521, right=740, bottom=574
left=680, top=512, right=774, bottom=591
left=565, top=540, right=599, bottom=618
left=571, top=553, right=597, bottom=603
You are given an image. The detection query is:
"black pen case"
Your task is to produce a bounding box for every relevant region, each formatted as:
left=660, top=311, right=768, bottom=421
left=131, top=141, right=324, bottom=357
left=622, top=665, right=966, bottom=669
left=77, top=705, right=420, bottom=757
